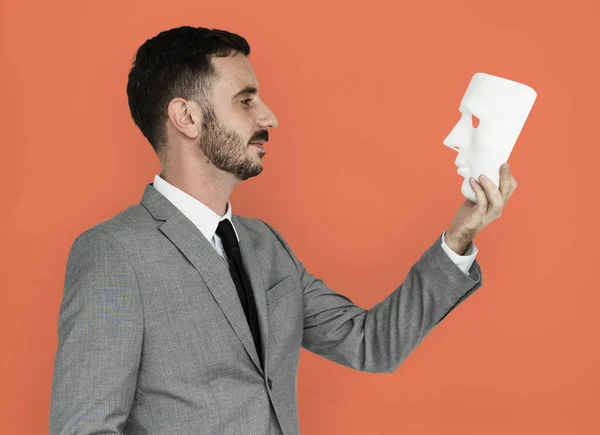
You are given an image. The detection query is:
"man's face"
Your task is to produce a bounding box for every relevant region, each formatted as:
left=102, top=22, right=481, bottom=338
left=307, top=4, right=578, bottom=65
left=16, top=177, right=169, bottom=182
left=197, top=53, right=278, bottom=181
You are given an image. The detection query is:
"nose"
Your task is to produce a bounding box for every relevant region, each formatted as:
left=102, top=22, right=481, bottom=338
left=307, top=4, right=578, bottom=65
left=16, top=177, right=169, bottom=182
left=258, top=102, right=279, bottom=129
left=443, top=118, right=470, bottom=151
left=443, top=125, right=461, bottom=151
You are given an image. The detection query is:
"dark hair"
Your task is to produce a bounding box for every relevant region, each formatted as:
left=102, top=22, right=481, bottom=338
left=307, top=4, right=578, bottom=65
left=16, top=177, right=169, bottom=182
left=126, top=26, right=250, bottom=159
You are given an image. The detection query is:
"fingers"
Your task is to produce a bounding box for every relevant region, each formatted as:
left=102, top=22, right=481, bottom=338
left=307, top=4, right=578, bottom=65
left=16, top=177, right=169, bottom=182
left=500, top=163, right=518, bottom=204
left=499, top=163, right=512, bottom=202
left=469, top=177, right=488, bottom=214
left=468, top=164, right=517, bottom=224
left=478, top=173, right=504, bottom=217
left=509, top=174, right=518, bottom=198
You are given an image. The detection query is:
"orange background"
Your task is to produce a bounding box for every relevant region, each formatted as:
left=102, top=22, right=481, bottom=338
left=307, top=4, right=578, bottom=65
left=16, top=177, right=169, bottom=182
left=1, top=0, right=598, bottom=433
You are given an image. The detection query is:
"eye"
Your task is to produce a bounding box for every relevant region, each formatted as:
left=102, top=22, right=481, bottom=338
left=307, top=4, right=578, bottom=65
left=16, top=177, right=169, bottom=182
left=471, top=114, right=480, bottom=128
left=241, top=98, right=253, bottom=106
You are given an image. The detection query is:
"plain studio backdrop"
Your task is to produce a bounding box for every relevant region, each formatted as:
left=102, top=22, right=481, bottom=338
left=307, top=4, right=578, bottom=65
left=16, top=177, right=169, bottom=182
left=1, top=0, right=598, bottom=433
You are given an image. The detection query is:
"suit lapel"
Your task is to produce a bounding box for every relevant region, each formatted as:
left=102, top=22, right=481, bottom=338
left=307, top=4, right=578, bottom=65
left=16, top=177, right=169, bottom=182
left=233, top=214, right=270, bottom=373
left=140, top=183, right=269, bottom=376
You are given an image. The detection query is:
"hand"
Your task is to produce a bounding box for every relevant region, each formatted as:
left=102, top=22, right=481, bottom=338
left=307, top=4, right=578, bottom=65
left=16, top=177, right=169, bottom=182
left=445, top=162, right=518, bottom=254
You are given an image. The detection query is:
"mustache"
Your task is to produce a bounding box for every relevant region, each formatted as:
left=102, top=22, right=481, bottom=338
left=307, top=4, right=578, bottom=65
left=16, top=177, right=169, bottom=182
left=249, top=130, right=268, bottom=143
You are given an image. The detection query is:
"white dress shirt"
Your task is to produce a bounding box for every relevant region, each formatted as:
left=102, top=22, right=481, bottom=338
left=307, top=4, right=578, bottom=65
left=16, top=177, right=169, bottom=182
left=152, top=174, right=478, bottom=276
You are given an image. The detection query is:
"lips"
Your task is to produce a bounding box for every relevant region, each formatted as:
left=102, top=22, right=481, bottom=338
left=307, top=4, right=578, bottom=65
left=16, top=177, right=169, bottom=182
left=457, top=166, right=470, bottom=176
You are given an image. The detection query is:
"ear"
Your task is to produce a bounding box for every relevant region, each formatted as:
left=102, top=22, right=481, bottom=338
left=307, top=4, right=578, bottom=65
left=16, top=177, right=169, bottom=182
left=166, top=98, right=201, bottom=139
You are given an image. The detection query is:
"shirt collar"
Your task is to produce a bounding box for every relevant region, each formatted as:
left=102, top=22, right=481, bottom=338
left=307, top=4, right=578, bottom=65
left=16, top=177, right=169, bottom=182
left=152, top=174, right=240, bottom=243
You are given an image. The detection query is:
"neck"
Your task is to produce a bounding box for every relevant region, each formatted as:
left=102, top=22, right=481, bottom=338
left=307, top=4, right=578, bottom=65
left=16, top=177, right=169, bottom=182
left=159, top=166, right=238, bottom=217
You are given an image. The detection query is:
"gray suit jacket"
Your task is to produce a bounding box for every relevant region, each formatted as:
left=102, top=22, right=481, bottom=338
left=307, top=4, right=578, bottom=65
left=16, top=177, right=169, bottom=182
left=49, top=183, right=483, bottom=434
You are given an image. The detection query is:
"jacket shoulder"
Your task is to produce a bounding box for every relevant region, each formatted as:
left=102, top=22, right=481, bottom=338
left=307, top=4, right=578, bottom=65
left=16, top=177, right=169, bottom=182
left=72, top=203, right=155, bottom=246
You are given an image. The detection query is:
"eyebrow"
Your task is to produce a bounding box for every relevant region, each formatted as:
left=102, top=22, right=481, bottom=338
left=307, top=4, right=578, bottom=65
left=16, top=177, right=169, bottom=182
left=231, top=86, right=258, bottom=100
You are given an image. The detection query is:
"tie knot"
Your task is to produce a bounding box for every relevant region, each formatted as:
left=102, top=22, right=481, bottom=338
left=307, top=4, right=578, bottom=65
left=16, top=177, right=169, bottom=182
left=216, top=219, right=238, bottom=249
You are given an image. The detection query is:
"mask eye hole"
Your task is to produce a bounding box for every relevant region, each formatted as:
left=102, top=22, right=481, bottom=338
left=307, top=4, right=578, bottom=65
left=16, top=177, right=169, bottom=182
left=472, top=114, right=480, bottom=128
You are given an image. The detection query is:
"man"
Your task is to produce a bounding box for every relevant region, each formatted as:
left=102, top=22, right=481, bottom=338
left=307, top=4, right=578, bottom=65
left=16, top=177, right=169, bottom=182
left=49, top=26, right=517, bottom=434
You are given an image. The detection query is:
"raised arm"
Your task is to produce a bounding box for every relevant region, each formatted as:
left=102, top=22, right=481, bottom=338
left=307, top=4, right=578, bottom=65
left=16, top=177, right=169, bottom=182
left=261, top=221, right=483, bottom=374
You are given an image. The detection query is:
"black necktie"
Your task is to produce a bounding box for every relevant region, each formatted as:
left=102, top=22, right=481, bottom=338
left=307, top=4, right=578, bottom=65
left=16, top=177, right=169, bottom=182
left=215, top=219, right=263, bottom=368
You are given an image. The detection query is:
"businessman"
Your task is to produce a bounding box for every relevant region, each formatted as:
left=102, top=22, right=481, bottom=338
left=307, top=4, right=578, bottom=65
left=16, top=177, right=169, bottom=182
left=49, top=26, right=518, bottom=434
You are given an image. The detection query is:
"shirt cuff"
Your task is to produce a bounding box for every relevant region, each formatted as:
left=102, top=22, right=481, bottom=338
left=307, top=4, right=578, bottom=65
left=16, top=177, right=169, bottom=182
left=441, top=230, right=478, bottom=276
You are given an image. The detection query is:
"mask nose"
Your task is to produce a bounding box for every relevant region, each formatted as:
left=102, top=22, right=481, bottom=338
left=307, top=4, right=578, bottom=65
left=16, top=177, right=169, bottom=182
left=443, top=117, right=471, bottom=151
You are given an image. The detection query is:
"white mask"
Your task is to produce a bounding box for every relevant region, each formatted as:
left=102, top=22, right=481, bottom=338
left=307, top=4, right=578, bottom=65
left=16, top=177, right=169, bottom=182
left=443, top=72, right=537, bottom=202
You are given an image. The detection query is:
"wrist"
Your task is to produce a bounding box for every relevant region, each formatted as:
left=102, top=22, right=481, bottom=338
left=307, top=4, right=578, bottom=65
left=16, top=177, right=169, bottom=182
left=445, top=230, right=471, bottom=255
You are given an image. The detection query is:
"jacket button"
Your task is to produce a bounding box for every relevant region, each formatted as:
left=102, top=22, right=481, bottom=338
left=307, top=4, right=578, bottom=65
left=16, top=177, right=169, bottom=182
left=267, top=377, right=273, bottom=390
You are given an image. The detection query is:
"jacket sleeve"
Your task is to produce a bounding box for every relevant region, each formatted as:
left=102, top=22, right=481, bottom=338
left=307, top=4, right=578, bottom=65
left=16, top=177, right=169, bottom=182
left=49, top=227, right=144, bottom=434
left=260, top=220, right=483, bottom=374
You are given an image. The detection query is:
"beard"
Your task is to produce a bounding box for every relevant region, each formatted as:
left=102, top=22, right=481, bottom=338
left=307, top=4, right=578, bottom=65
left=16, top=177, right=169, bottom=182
left=197, top=103, right=264, bottom=181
